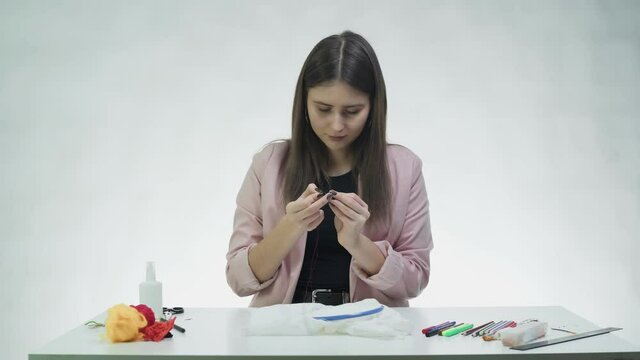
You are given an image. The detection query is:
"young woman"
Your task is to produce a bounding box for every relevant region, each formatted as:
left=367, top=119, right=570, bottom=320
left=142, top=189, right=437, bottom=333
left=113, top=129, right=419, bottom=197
left=226, top=31, right=433, bottom=307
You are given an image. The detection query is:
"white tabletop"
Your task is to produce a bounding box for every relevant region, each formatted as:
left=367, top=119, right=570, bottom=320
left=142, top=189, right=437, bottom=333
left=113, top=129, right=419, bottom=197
left=30, top=306, right=640, bottom=359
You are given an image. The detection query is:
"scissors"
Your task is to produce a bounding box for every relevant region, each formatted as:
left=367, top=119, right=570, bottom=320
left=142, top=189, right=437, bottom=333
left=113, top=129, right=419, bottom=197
left=163, top=307, right=184, bottom=316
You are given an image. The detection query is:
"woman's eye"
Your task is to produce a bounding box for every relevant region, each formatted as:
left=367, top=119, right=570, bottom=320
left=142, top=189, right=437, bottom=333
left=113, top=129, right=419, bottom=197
left=316, top=108, right=359, bottom=116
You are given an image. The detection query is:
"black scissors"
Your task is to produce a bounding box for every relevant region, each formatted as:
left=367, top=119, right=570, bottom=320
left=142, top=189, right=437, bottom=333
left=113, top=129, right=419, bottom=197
left=163, top=307, right=184, bottom=316
left=161, top=307, right=187, bottom=333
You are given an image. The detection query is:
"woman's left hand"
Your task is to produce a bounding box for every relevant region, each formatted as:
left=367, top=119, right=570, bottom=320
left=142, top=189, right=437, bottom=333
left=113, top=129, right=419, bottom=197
left=328, top=192, right=370, bottom=249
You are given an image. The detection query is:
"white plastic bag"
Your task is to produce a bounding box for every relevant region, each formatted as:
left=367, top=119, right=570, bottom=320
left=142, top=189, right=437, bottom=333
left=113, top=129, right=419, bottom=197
left=247, top=299, right=411, bottom=338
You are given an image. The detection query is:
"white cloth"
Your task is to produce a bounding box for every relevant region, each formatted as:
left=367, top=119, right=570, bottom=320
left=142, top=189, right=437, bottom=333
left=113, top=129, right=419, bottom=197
left=247, top=299, right=411, bottom=338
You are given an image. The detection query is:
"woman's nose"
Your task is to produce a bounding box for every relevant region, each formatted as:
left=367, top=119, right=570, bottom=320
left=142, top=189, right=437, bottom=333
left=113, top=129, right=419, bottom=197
left=331, top=115, right=345, bottom=131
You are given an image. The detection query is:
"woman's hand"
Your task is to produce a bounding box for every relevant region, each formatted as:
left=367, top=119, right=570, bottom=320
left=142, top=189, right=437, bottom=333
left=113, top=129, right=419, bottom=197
left=328, top=192, right=370, bottom=249
left=283, top=183, right=328, bottom=234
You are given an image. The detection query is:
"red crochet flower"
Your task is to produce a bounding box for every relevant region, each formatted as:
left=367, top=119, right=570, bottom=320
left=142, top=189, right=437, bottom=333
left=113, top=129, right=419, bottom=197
left=142, top=317, right=176, bottom=342
left=130, top=304, right=155, bottom=329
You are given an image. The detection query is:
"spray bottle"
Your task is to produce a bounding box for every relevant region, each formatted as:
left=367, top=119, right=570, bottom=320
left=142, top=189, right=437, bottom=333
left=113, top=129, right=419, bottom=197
left=139, top=261, right=163, bottom=320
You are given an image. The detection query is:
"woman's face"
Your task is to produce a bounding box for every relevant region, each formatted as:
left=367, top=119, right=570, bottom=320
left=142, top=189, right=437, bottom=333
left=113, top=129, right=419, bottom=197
left=306, top=80, right=371, bottom=155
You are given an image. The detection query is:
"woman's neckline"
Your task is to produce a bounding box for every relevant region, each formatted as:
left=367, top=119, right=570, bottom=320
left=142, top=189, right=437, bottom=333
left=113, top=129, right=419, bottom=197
left=329, top=169, right=353, bottom=178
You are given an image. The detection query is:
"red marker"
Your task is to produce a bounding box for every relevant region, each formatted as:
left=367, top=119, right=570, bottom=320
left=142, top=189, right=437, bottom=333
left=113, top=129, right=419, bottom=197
left=421, top=321, right=451, bottom=334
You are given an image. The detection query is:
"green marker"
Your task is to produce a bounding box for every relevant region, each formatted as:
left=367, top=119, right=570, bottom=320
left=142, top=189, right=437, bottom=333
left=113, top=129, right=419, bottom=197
left=442, top=323, right=474, bottom=337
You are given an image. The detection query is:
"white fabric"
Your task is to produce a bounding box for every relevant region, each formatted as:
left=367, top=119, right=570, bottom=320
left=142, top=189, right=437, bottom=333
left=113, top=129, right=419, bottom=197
left=247, top=299, right=412, bottom=338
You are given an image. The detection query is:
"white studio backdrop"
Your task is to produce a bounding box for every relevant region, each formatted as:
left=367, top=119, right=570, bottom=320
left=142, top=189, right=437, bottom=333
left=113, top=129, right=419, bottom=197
left=1, top=1, right=638, bottom=359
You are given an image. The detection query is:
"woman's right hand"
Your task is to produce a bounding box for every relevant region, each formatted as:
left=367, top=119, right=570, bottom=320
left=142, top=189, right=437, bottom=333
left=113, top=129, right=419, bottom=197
left=284, top=183, right=328, bottom=233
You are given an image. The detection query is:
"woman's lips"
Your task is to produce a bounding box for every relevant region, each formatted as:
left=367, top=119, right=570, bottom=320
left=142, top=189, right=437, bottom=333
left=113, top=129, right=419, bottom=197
left=328, top=135, right=347, bottom=142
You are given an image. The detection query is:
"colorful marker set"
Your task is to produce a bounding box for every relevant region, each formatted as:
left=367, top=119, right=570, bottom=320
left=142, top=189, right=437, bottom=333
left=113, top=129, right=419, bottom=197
left=421, top=322, right=473, bottom=337
left=421, top=320, right=516, bottom=339
left=475, top=321, right=517, bottom=338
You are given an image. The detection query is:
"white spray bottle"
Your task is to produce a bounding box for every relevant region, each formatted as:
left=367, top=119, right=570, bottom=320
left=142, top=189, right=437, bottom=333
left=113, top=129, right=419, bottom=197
left=139, top=261, right=163, bottom=320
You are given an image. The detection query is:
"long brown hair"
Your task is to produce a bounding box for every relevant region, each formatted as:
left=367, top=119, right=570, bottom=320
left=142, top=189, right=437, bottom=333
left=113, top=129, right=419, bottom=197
left=282, top=30, right=391, bottom=226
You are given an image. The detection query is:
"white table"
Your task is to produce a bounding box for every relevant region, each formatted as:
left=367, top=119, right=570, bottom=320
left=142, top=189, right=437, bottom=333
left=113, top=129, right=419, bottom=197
left=30, top=306, right=640, bottom=359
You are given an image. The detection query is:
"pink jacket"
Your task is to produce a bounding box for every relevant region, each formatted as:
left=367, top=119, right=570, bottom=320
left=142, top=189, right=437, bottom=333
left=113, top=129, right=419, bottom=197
left=226, top=141, right=433, bottom=307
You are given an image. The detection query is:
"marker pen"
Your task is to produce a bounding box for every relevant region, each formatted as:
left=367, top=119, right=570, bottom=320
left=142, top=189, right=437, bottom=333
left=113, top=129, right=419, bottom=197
left=437, top=322, right=460, bottom=336
left=443, top=323, right=474, bottom=337
left=426, top=321, right=456, bottom=337
left=476, top=321, right=505, bottom=337
left=422, top=321, right=450, bottom=334
left=463, top=321, right=494, bottom=336
left=488, top=320, right=515, bottom=335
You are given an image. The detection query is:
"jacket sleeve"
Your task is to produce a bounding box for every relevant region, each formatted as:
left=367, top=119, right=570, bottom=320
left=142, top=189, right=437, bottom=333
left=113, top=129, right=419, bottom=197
left=225, top=148, right=279, bottom=297
left=351, top=156, right=433, bottom=300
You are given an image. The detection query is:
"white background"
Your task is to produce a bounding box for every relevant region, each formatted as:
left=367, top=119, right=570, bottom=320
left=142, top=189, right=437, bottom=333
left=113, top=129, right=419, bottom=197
left=1, top=1, right=638, bottom=359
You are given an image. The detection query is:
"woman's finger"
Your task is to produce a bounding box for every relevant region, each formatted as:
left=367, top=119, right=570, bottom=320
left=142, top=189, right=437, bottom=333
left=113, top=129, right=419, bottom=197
left=329, top=201, right=354, bottom=221
left=290, top=191, right=325, bottom=213
left=334, top=193, right=367, bottom=213
left=298, top=194, right=329, bottom=217
left=348, top=192, right=368, bottom=208
left=307, top=210, right=324, bottom=230
left=302, top=207, right=324, bottom=223
left=298, top=183, right=319, bottom=200
left=341, top=197, right=368, bottom=220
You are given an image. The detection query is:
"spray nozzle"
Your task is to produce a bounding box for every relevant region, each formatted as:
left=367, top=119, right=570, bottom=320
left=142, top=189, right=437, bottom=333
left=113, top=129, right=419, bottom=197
left=146, top=261, right=156, bottom=281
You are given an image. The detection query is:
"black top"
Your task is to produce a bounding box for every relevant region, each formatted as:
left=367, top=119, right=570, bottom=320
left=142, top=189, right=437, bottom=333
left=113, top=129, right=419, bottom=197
left=292, top=171, right=357, bottom=302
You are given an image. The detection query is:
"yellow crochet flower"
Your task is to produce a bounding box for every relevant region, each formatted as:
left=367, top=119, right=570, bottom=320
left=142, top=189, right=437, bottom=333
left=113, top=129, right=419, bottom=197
left=105, top=303, right=147, bottom=342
